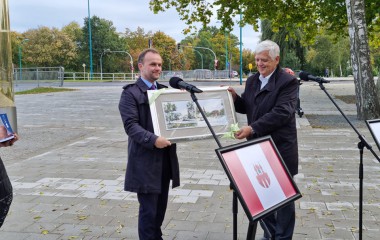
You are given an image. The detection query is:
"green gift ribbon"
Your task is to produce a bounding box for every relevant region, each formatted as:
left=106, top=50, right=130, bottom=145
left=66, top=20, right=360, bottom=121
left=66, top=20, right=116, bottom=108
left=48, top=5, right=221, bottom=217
left=222, top=123, right=240, bottom=139
left=149, top=88, right=166, bottom=105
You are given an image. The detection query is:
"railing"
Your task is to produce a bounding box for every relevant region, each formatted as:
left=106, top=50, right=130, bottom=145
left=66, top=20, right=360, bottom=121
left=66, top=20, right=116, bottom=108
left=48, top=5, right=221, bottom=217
left=64, top=72, right=136, bottom=81
left=13, top=67, right=245, bottom=85
left=13, top=67, right=64, bottom=91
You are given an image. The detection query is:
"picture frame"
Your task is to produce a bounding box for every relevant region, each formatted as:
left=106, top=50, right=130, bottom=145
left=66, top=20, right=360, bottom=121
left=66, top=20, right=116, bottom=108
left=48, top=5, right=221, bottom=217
left=215, top=136, right=302, bottom=222
left=148, top=86, right=237, bottom=142
left=366, top=119, right=380, bottom=151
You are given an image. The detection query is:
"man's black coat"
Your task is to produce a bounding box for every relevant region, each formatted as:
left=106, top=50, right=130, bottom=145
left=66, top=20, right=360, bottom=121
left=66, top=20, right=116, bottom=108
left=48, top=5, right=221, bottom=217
left=234, top=66, right=299, bottom=175
left=119, top=78, right=180, bottom=193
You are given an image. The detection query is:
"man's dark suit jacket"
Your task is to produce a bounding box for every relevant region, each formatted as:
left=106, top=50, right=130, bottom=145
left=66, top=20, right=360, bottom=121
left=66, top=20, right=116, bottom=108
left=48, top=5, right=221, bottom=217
left=234, top=66, right=299, bottom=175
left=119, top=78, right=180, bottom=193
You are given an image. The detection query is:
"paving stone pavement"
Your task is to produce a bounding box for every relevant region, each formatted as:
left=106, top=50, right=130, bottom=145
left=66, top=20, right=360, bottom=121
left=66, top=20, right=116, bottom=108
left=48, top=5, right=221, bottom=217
left=1, top=81, right=380, bottom=239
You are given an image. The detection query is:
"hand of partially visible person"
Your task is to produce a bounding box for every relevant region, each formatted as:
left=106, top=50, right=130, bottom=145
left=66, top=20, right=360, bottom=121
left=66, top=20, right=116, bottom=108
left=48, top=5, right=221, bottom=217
left=0, top=133, right=19, bottom=148
left=154, top=136, right=171, bottom=148
left=227, top=86, right=237, bottom=101
left=234, top=126, right=253, bottom=139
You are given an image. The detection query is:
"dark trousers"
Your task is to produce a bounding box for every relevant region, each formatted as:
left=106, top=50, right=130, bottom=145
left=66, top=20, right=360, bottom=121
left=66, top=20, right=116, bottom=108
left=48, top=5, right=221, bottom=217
left=137, top=156, right=171, bottom=240
left=0, top=157, right=13, bottom=228
left=260, top=201, right=295, bottom=240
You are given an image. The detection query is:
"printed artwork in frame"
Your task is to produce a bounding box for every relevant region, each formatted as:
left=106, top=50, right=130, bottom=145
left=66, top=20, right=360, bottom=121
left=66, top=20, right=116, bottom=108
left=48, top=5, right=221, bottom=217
left=148, top=86, right=237, bottom=142
left=366, top=119, right=380, bottom=151
left=215, top=136, right=302, bottom=222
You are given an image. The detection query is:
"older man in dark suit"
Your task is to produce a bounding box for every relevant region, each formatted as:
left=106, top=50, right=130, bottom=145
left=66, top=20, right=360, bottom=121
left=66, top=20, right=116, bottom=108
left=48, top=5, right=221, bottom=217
left=119, top=48, right=180, bottom=240
left=228, top=40, right=299, bottom=239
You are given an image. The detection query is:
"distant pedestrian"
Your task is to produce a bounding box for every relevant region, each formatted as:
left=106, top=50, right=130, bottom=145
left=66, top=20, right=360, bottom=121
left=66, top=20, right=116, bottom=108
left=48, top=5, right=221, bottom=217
left=325, top=67, right=329, bottom=77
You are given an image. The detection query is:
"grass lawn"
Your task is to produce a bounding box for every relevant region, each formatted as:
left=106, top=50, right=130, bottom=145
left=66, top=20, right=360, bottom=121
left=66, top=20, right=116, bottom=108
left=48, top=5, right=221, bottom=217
left=16, top=87, right=76, bottom=95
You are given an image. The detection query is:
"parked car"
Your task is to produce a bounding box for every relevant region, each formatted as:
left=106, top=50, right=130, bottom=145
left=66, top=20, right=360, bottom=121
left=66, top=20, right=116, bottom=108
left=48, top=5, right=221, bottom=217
left=232, top=70, right=239, bottom=77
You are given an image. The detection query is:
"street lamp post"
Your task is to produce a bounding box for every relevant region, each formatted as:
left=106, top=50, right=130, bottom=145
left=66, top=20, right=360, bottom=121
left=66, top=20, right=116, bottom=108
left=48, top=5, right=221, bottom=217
left=194, top=49, right=203, bottom=69
left=100, top=49, right=110, bottom=80
left=18, top=38, right=29, bottom=80
left=182, top=45, right=217, bottom=72
left=82, top=63, right=86, bottom=80
left=87, top=0, right=93, bottom=80
left=101, top=50, right=134, bottom=80
left=239, top=12, right=243, bottom=85
left=225, top=32, right=228, bottom=70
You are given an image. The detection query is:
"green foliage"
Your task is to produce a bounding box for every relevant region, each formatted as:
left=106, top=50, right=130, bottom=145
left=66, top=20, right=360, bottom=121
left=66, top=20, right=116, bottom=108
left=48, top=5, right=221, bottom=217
left=81, top=16, right=125, bottom=73
left=21, top=26, right=77, bottom=68
left=61, top=22, right=83, bottom=71
left=150, top=0, right=379, bottom=46
left=151, top=31, right=178, bottom=70
left=123, top=27, right=153, bottom=70
left=10, top=1, right=377, bottom=79
left=303, top=31, right=351, bottom=77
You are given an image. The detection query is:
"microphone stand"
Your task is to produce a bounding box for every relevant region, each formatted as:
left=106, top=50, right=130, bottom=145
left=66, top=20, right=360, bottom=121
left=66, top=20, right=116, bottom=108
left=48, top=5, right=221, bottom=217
left=316, top=80, right=380, bottom=240
left=189, top=91, right=239, bottom=240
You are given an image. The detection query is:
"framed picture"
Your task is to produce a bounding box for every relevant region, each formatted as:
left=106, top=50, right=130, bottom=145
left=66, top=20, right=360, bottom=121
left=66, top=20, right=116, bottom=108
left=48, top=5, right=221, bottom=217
left=366, top=119, right=380, bottom=151
left=148, top=86, right=237, bottom=141
left=215, top=136, right=302, bottom=222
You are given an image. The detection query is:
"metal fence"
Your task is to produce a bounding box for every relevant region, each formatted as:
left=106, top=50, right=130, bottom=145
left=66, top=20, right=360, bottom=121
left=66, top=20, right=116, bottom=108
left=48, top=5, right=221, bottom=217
left=12, top=67, right=242, bottom=88
left=160, top=69, right=238, bottom=81
left=13, top=67, right=64, bottom=91
left=62, top=69, right=239, bottom=81
left=64, top=72, right=135, bottom=81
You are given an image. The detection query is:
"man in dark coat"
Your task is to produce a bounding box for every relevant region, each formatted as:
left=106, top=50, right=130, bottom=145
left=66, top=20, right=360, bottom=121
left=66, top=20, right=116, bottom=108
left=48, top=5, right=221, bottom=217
left=119, top=48, right=180, bottom=240
left=228, top=40, right=298, bottom=239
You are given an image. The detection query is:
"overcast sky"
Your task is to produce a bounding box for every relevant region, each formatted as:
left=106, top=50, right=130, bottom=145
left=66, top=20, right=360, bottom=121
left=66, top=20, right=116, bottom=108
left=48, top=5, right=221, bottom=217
left=8, top=0, right=261, bottom=51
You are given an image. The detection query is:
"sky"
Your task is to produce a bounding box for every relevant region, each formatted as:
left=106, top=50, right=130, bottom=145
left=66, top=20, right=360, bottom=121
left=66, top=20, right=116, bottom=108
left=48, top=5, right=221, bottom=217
left=8, top=0, right=261, bottom=51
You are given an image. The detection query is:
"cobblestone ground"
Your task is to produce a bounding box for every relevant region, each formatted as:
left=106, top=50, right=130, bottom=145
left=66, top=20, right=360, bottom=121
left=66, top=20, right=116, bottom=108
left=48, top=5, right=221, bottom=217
left=0, top=81, right=379, bottom=239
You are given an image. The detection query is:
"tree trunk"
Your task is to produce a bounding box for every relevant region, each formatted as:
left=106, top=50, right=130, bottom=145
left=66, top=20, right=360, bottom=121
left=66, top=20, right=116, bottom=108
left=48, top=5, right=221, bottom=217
left=345, top=0, right=380, bottom=120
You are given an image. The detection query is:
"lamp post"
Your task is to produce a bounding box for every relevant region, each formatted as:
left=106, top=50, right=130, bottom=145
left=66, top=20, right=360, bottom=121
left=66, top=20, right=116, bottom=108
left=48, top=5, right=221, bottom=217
left=100, top=49, right=110, bottom=80
left=82, top=63, right=86, bottom=80
left=125, top=52, right=134, bottom=80
left=101, top=50, right=134, bottom=80
left=225, top=32, right=228, bottom=70
left=194, top=49, right=203, bottom=69
left=18, top=38, right=29, bottom=80
left=87, top=0, right=93, bottom=80
left=183, top=46, right=217, bottom=71
left=239, top=12, right=243, bottom=85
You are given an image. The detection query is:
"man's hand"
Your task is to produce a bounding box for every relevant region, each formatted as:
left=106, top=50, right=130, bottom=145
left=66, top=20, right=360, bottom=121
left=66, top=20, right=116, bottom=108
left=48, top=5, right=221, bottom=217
left=234, top=126, right=253, bottom=139
left=154, top=136, right=171, bottom=148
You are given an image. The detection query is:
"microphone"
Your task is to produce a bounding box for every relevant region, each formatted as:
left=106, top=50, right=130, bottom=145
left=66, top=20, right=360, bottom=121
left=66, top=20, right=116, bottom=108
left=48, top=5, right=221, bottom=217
left=299, top=71, right=330, bottom=83
left=169, top=77, right=203, bottom=93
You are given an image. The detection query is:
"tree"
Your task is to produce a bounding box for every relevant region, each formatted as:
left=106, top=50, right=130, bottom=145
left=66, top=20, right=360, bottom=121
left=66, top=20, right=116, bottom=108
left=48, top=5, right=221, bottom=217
left=22, top=26, right=77, bottom=68
left=10, top=31, right=25, bottom=67
left=260, top=19, right=306, bottom=69
left=150, top=0, right=380, bottom=119
left=345, top=0, right=379, bottom=119
left=151, top=31, right=179, bottom=71
left=81, top=16, right=124, bottom=73
left=306, top=35, right=337, bottom=75
left=123, top=27, right=153, bottom=71
left=62, top=22, right=83, bottom=71
left=242, top=48, right=256, bottom=74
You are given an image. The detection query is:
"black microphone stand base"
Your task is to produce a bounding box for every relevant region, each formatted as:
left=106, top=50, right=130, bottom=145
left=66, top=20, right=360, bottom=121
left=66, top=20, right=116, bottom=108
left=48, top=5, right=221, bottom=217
left=189, top=91, right=240, bottom=240
left=316, top=81, right=380, bottom=240
left=189, top=91, right=270, bottom=240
